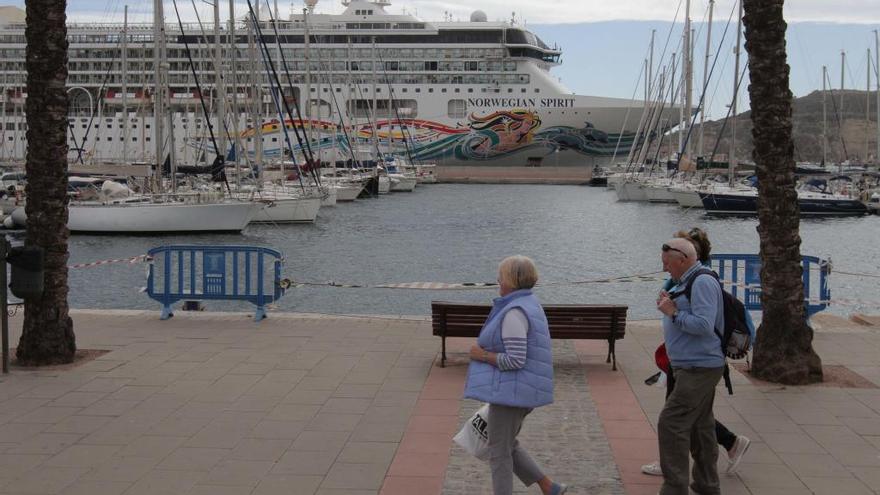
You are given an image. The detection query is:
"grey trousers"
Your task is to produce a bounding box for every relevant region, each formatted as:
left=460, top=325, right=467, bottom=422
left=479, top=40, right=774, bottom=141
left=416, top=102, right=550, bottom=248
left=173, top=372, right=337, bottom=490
left=488, top=404, right=545, bottom=495
left=658, top=366, right=724, bottom=495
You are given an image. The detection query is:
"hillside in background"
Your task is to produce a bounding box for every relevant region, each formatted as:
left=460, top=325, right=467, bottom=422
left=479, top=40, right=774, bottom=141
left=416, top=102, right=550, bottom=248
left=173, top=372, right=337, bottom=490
left=670, top=90, right=879, bottom=164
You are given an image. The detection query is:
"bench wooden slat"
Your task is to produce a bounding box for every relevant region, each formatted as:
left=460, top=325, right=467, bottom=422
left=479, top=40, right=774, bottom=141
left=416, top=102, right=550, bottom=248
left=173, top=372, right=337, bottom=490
left=431, top=301, right=627, bottom=370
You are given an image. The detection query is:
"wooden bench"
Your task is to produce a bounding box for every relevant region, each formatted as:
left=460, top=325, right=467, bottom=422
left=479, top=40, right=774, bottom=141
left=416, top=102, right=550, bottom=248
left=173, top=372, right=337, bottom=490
left=431, top=302, right=628, bottom=370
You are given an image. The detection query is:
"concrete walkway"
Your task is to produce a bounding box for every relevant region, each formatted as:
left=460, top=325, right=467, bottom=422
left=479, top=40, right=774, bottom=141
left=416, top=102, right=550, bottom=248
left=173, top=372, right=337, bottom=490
left=0, top=309, right=878, bottom=494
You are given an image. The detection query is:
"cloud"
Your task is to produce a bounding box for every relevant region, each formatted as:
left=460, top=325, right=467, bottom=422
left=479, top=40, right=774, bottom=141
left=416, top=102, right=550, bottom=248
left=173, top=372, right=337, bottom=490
left=57, top=0, right=880, bottom=24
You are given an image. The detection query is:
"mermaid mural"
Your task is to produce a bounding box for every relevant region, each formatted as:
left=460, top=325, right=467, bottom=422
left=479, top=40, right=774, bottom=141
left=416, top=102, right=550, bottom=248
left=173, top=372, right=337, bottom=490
left=465, top=109, right=542, bottom=157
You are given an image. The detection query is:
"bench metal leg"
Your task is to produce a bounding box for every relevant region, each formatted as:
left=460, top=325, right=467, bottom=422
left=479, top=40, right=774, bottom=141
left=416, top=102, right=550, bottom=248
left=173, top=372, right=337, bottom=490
left=441, top=336, right=447, bottom=368
left=607, top=338, right=617, bottom=371
left=254, top=306, right=267, bottom=322
left=160, top=305, right=173, bottom=320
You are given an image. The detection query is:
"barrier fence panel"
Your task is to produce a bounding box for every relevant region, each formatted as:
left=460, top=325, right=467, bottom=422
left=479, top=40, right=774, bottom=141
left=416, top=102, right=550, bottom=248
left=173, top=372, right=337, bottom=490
left=146, top=245, right=285, bottom=321
left=710, top=253, right=831, bottom=318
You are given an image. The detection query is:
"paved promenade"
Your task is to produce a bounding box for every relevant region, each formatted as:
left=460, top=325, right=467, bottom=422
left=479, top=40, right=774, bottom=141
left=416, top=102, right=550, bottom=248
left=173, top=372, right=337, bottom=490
left=0, top=309, right=878, bottom=495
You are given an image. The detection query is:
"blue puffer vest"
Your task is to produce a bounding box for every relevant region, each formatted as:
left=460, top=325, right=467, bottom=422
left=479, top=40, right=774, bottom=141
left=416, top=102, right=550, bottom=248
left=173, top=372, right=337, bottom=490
left=463, top=289, right=554, bottom=409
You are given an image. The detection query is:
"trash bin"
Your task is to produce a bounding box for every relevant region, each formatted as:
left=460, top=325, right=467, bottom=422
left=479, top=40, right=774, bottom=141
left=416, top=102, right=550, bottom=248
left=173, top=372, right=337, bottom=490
left=7, top=245, right=44, bottom=299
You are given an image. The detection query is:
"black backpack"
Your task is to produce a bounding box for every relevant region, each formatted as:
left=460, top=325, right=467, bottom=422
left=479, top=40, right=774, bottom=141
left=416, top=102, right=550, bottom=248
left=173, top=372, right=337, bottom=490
left=674, top=268, right=753, bottom=394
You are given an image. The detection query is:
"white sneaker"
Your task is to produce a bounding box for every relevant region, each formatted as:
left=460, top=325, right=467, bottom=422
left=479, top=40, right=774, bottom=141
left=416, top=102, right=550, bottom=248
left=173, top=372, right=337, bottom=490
left=726, top=435, right=751, bottom=474
left=641, top=461, right=663, bottom=476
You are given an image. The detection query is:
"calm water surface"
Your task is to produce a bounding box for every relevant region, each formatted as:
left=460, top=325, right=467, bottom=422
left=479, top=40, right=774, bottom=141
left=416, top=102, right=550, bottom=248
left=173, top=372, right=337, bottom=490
left=68, top=184, right=880, bottom=319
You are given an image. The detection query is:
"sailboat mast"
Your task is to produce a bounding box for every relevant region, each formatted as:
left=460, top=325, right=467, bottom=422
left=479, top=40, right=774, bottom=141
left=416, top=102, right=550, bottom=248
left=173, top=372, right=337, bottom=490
left=122, top=5, right=128, bottom=163
left=250, top=2, right=262, bottom=175
left=698, top=0, right=714, bottom=159
left=823, top=65, right=828, bottom=165
left=648, top=29, right=655, bottom=98
left=229, top=0, right=241, bottom=187
left=876, top=30, right=879, bottom=164
left=153, top=0, right=166, bottom=190
left=729, top=0, right=743, bottom=187
left=683, top=0, right=693, bottom=160
left=868, top=48, right=872, bottom=163
left=214, top=0, right=226, bottom=163
left=371, top=36, right=378, bottom=159
left=304, top=7, right=311, bottom=165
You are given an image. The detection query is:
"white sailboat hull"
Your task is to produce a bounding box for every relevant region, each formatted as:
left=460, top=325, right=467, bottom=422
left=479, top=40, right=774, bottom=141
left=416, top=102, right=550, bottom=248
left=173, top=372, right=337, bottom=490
left=65, top=200, right=261, bottom=233
left=644, top=185, right=677, bottom=203
left=334, top=184, right=363, bottom=202
left=670, top=188, right=704, bottom=208
left=389, top=176, right=417, bottom=192
left=251, top=196, right=321, bottom=223
left=378, top=177, right=391, bottom=194
left=616, top=181, right=648, bottom=202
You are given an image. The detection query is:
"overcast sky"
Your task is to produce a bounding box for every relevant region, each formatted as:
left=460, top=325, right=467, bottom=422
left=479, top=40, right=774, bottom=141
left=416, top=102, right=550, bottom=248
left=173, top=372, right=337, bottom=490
left=5, top=0, right=877, bottom=25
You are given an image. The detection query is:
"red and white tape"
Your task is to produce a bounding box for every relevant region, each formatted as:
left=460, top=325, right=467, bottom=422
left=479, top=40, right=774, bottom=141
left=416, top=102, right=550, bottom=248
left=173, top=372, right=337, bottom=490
left=68, top=254, right=151, bottom=270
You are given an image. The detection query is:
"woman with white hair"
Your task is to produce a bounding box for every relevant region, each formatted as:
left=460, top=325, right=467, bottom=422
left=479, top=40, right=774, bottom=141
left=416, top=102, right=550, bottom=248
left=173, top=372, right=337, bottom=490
left=464, top=255, right=567, bottom=495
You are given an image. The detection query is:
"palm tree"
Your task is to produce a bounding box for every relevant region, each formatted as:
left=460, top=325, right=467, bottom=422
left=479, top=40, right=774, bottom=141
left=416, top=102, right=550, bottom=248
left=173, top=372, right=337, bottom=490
left=15, top=0, right=76, bottom=365
left=742, top=0, right=822, bottom=384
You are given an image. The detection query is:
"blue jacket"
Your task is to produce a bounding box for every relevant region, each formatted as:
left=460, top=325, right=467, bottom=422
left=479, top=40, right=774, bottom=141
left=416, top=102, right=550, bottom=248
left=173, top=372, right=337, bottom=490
left=664, top=263, right=726, bottom=368
left=463, top=289, right=554, bottom=408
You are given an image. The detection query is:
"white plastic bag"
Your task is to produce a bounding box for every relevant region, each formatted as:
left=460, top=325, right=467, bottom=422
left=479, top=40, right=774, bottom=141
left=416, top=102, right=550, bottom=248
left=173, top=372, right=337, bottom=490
left=453, top=403, right=490, bottom=461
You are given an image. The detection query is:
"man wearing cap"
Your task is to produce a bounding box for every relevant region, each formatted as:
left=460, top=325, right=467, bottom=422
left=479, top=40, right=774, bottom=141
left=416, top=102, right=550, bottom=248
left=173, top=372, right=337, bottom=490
left=655, top=238, right=725, bottom=495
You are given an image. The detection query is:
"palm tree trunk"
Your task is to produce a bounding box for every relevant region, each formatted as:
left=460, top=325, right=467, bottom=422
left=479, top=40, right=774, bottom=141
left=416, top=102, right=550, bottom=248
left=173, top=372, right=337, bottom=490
left=743, top=0, right=821, bottom=384
left=16, top=0, right=75, bottom=365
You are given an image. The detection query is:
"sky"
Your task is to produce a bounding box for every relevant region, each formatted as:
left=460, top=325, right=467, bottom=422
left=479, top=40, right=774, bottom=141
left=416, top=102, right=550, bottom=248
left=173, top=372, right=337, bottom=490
left=5, top=0, right=880, bottom=118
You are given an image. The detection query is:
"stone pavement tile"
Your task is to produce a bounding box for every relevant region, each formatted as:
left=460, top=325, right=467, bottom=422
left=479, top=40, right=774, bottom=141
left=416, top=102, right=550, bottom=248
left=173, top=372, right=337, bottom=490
left=296, top=377, right=346, bottom=392
left=841, top=416, right=880, bottom=436
left=0, top=454, right=49, bottom=479
left=117, top=435, right=188, bottom=459
left=43, top=444, right=122, bottom=468
left=44, top=414, right=112, bottom=435
left=746, top=414, right=804, bottom=434
left=822, top=442, right=880, bottom=467
left=822, top=400, right=880, bottom=419
left=786, top=406, right=844, bottom=426
left=224, top=396, right=279, bottom=413
left=371, top=391, right=420, bottom=408
left=320, top=462, right=387, bottom=491
left=187, top=484, right=254, bottom=495
left=106, top=385, right=163, bottom=402
left=271, top=450, right=339, bottom=476
left=313, top=489, right=376, bottom=495
left=306, top=413, right=363, bottom=432
left=60, top=480, right=132, bottom=495
left=2, top=466, right=88, bottom=494
left=48, top=392, right=107, bottom=408
left=413, top=399, right=460, bottom=417
left=202, top=459, right=275, bottom=487
left=249, top=420, right=308, bottom=440
left=251, top=474, right=323, bottom=495
left=156, top=447, right=229, bottom=472
left=337, top=442, right=397, bottom=465
left=0, top=423, right=47, bottom=444
left=194, top=374, right=261, bottom=403
left=319, top=399, right=373, bottom=415
left=801, top=475, right=875, bottom=495
left=360, top=406, right=415, bottom=425
left=397, top=432, right=453, bottom=455
left=755, top=432, right=826, bottom=456
left=12, top=433, right=82, bottom=455
left=380, top=378, right=428, bottom=393
left=849, top=466, right=880, bottom=491
left=349, top=421, right=407, bottom=443
left=282, top=389, right=334, bottom=405
left=267, top=404, right=321, bottom=422
left=388, top=452, right=448, bottom=478
left=121, top=468, right=205, bottom=495
left=290, top=431, right=351, bottom=452
left=10, top=407, right=80, bottom=425
left=601, top=420, right=657, bottom=440
left=866, top=436, right=880, bottom=450
left=18, top=381, right=89, bottom=401
left=79, top=456, right=160, bottom=482
left=803, top=424, right=870, bottom=446
left=332, top=384, right=381, bottom=399
left=779, top=452, right=852, bottom=478
left=172, top=401, right=226, bottom=419
left=406, top=415, right=459, bottom=436
left=380, top=476, right=443, bottom=495
left=229, top=362, right=277, bottom=375
left=736, top=462, right=807, bottom=491
left=79, top=399, right=141, bottom=417
left=735, top=441, right=783, bottom=464
left=148, top=416, right=213, bottom=437
left=228, top=438, right=292, bottom=461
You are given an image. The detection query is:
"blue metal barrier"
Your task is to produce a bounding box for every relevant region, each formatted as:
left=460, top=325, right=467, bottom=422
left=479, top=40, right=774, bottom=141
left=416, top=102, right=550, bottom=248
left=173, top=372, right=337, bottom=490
left=710, top=254, right=831, bottom=317
left=146, top=245, right=287, bottom=321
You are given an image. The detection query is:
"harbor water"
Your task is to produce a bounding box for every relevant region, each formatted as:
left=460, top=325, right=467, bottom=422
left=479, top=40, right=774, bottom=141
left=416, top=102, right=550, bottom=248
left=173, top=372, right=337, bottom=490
left=66, top=184, right=880, bottom=319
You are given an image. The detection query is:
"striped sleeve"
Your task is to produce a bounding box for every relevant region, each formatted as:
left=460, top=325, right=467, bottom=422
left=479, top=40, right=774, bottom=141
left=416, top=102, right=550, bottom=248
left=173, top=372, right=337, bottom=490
left=496, top=308, right=529, bottom=371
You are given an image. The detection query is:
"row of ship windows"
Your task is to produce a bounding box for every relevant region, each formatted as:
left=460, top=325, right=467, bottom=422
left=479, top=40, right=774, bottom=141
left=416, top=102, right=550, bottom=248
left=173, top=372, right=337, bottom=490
left=59, top=74, right=532, bottom=86
left=55, top=60, right=517, bottom=72
left=18, top=47, right=510, bottom=60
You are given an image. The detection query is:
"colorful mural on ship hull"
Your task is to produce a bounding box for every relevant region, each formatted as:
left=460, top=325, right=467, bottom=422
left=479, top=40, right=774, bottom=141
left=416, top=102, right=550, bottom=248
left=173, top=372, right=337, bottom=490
left=187, top=109, right=639, bottom=163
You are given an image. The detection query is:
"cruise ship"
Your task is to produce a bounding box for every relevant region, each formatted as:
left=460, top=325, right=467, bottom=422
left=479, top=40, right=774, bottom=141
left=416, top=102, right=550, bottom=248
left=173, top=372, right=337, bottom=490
left=0, top=1, right=675, bottom=170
